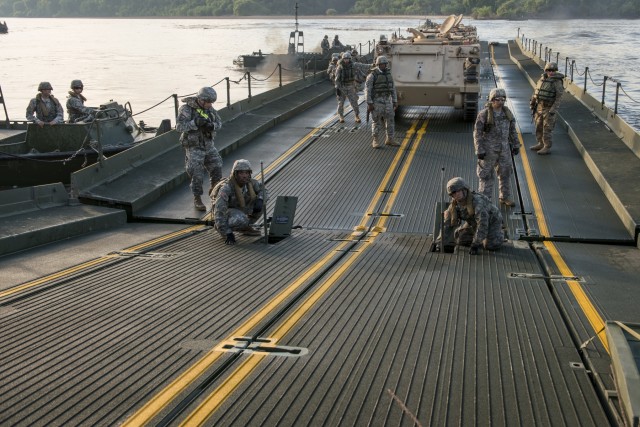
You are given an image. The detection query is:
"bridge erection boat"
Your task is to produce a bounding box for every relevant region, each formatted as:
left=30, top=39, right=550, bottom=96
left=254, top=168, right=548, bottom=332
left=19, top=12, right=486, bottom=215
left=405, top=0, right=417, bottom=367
left=0, top=34, right=639, bottom=427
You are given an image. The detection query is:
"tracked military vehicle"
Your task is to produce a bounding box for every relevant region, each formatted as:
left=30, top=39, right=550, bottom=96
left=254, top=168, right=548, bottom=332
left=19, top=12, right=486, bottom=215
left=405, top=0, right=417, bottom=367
left=376, top=15, right=481, bottom=120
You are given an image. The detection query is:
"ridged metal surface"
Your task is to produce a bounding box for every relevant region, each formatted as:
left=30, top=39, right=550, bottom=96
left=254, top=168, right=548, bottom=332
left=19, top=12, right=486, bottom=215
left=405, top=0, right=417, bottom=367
left=208, top=235, right=608, bottom=426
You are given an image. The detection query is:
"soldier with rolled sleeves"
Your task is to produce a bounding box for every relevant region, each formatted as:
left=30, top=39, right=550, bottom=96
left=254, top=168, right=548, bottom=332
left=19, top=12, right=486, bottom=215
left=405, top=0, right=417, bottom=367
left=26, top=81, right=64, bottom=126
left=327, top=53, right=340, bottom=84
left=530, top=62, right=565, bottom=155
left=66, top=79, right=95, bottom=123
left=365, top=55, right=398, bottom=149
left=211, top=159, right=268, bottom=245
left=473, top=88, right=519, bottom=207
left=334, top=51, right=369, bottom=124
left=443, top=177, right=505, bottom=255
left=176, top=87, right=223, bottom=212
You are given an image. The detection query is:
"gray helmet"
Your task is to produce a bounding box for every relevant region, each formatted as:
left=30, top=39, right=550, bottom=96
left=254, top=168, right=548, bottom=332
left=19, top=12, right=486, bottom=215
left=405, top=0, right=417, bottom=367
left=37, top=81, right=53, bottom=91
left=197, top=87, right=217, bottom=103
left=544, top=62, right=558, bottom=71
left=70, top=79, right=83, bottom=89
left=380, top=35, right=388, bottom=42
left=376, top=56, right=389, bottom=65
left=232, top=159, right=252, bottom=173
left=447, top=177, right=469, bottom=195
left=331, top=53, right=340, bottom=60
left=489, top=88, right=506, bottom=100
left=341, top=51, right=352, bottom=59
left=324, top=35, right=328, bottom=39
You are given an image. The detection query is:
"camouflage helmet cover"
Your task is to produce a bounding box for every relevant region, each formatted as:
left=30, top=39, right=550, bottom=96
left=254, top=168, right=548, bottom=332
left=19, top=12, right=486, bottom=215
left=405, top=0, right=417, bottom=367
left=197, top=86, right=217, bottom=103
left=376, top=55, right=389, bottom=65
left=379, top=34, right=388, bottom=42
left=38, top=81, right=53, bottom=91
left=446, top=177, right=469, bottom=195
left=331, top=53, right=340, bottom=60
left=70, top=79, right=84, bottom=89
left=489, top=88, right=506, bottom=100
left=544, top=62, right=558, bottom=71
left=232, top=159, right=252, bottom=173
left=341, top=51, right=352, bottom=59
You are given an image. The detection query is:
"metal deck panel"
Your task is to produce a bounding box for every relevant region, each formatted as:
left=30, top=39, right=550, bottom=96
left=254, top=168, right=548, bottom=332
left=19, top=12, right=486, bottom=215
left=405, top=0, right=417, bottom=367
left=205, top=235, right=609, bottom=426
left=0, top=229, right=346, bottom=425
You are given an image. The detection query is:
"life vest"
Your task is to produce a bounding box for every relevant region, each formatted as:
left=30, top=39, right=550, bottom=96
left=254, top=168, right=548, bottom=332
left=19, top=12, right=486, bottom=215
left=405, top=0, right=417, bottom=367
left=35, top=94, right=61, bottom=122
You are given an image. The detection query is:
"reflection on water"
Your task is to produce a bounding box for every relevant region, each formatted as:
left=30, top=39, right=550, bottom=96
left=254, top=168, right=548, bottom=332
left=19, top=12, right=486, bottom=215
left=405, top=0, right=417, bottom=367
left=0, top=17, right=637, bottom=130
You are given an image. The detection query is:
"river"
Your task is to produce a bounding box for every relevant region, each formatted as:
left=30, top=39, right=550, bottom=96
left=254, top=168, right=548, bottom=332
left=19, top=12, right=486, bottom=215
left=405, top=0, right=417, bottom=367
left=1, top=17, right=638, bottom=131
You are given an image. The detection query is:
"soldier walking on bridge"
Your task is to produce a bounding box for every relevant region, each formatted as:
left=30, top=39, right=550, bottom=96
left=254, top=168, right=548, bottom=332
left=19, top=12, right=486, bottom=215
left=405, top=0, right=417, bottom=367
left=334, top=51, right=369, bottom=124
left=530, top=62, right=565, bottom=155
left=176, top=87, right=223, bottom=212
left=473, top=88, right=519, bottom=207
left=365, top=56, right=398, bottom=149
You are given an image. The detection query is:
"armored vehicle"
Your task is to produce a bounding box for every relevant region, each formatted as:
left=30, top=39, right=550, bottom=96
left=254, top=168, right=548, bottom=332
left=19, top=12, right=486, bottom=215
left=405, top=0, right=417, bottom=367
left=376, top=15, right=481, bottom=120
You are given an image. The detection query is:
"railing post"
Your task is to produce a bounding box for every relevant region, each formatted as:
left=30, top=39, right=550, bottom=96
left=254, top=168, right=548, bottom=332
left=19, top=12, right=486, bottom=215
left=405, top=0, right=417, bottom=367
left=539, top=43, right=543, bottom=59
left=225, top=77, right=230, bottom=107
left=583, top=67, right=589, bottom=93
left=555, top=52, right=560, bottom=65
left=517, top=27, right=520, bottom=38
left=278, top=64, right=282, bottom=87
left=564, top=57, right=569, bottom=76
left=246, top=71, right=252, bottom=100
left=571, top=60, right=576, bottom=82
left=614, top=82, right=621, bottom=115
left=601, top=76, right=608, bottom=107
left=172, top=94, right=179, bottom=121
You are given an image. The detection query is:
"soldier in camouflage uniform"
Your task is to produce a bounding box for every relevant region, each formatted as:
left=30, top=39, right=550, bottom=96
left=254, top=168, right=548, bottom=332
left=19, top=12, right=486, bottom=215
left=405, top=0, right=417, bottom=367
left=444, top=177, right=504, bottom=255
left=365, top=56, right=398, bottom=149
left=26, top=81, right=64, bottom=126
left=66, top=79, right=95, bottom=123
left=334, top=51, right=369, bottom=124
left=473, top=88, right=520, bottom=207
left=530, top=62, right=565, bottom=155
left=326, top=53, right=340, bottom=84
left=211, top=159, right=268, bottom=245
left=176, top=87, right=223, bottom=211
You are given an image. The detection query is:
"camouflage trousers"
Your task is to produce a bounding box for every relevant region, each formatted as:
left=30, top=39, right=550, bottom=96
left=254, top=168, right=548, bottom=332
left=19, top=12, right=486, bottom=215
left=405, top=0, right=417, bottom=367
left=216, top=208, right=259, bottom=235
left=534, top=104, right=557, bottom=148
left=337, top=84, right=360, bottom=118
left=370, top=97, right=395, bottom=144
left=185, top=140, right=223, bottom=197
left=477, top=149, right=512, bottom=200
left=452, top=221, right=504, bottom=250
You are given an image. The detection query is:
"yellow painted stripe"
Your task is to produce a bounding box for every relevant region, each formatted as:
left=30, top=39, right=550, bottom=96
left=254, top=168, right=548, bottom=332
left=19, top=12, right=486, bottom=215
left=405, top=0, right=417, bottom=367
left=183, top=120, right=428, bottom=425
left=495, top=61, right=609, bottom=351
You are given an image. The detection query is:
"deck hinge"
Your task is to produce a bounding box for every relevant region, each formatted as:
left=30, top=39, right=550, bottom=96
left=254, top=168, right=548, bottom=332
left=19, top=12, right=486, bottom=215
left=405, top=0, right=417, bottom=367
left=509, top=272, right=583, bottom=282
left=217, top=337, right=308, bottom=357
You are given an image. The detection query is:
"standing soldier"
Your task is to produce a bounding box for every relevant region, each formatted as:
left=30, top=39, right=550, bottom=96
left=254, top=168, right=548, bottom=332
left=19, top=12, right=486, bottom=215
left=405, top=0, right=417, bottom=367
left=66, top=79, right=95, bottom=123
left=530, top=62, right=565, bottom=155
left=212, top=159, right=268, bottom=245
left=26, top=81, right=64, bottom=126
left=365, top=56, right=399, bottom=148
left=176, top=87, right=223, bottom=212
left=334, top=51, right=369, bottom=124
left=321, top=35, right=330, bottom=54
left=443, top=177, right=504, bottom=255
left=326, top=53, right=340, bottom=84
left=332, top=35, right=344, bottom=49
left=473, top=88, right=519, bottom=207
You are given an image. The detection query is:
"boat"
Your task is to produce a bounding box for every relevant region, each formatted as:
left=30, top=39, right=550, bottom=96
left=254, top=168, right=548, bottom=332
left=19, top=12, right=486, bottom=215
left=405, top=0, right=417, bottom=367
left=1, top=32, right=639, bottom=427
left=0, top=101, right=171, bottom=188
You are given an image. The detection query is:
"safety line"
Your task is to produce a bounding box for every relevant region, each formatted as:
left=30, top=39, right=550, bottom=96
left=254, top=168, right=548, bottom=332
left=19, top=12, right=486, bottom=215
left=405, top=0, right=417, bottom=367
left=180, top=120, right=429, bottom=426
left=491, top=45, right=609, bottom=352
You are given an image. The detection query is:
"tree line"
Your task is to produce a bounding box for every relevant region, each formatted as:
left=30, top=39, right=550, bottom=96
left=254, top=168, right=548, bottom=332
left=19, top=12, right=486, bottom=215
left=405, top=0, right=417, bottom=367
left=0, top=0, right=638, bottom=18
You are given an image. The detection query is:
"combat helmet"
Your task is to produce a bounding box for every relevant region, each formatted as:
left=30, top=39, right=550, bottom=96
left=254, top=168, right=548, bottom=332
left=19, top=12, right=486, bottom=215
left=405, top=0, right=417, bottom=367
left=376, top=56, right=389, bottom=65
left=197, top=87, right=217, bottom=103
left=341, top=51, right=352, bottom=59
left=70, top=79, right=84, bottom=89
left=38, top=81, right=53, bottom=91
left=447, top=177, right=469, bottom=195
left=232, top=159, right=252, bottom=174
left=544, top=62, right=558, bottom=71
left=489, top=88, right=506, bottom=100
left=331, top=53, right=340, bottom=61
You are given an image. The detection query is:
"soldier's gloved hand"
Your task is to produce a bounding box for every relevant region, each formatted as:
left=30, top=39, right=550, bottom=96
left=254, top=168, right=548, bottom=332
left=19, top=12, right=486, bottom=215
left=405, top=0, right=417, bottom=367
left=469, top=245, right=480, bottom=255
left=205, top=121, right=216, bottom=132
left=225, top=233, right=236, bottom=245
left=253, top=198, right=264, bottom=214
left=477, top=153, right=486, bottom=160
left=367, top=103, right=375, bottom=113
left=512, top=146, right=520, bottom=156
left=194, top=117, right=209, bottom=127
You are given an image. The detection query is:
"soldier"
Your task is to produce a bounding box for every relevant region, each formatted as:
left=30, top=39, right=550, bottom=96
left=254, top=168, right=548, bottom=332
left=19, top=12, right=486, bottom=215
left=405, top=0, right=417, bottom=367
left=321, top=35, right=330, bottom=54
left=211, top=159, right=268, bottom=245
left=530, top=62, right=565, bottom=155
left=444, top=177, right=504, bottom=255
left=66, top=79, right=95, bottom=123
left=332, top=34, right=344, bottom=49
left=334, top=51, right=369, bottom=124
left=365, top=56, right=399, bottom=149
left=473, top=88, right=519, bottom=207
left=26, top=81, right=64, bottom=126
left=176, top=86, right=223, bottom=212
left=326, top=53, right=340, bottom=84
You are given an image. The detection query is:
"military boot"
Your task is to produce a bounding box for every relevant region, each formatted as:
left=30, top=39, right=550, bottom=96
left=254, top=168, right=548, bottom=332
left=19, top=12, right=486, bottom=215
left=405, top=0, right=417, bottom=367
left=385, top=136, right=400, bottom=147
left=355, top=116, right=361, bottom=123
left=499, top=198, right=515, bottom=207
left=530, top=143, right=544, bottom=151
left=339, top=115, right=345, bottom=123
left=537, top=146, right=551, bottom=155
left=194, top=195, right=206, bottom=211
left=372, top=137, right=381, bottom=149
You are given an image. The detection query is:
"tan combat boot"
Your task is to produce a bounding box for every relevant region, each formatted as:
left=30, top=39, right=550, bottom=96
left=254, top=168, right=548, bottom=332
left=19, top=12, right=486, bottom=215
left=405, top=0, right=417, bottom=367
left=499, top=198, right=515, bottom=207
left=372, top=137, right=381, bottom=149
left=530, top=143, right=544, bottom=151
left=355, top=116, right=361, bottom=123
left=194, top=195, right=206, bottom=211
left=385, top=136, right=400, bottom=147
left=537, top=146, right=551, bottom=155
left=339, top=115, right=345, bottom=123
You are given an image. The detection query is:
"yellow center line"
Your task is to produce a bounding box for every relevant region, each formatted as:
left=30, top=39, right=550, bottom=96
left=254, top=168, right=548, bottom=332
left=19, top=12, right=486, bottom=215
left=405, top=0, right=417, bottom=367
left=182, top=121, right=429, bottom=426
